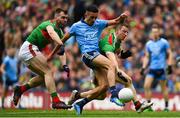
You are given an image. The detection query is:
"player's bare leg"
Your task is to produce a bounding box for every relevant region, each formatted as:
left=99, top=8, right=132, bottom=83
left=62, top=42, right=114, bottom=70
left=82, top=75, right=108, bottom=100
left=68, top=71, right=107, bottom=105
left=69, top=67, right=122, bottom=102
left=14, top=59, right=62, bottom=106
left=73, top=68, right=109, bottom=115
left=159, top=80, right=169, bottom=111
left=72, top=67, right=126, bottom=115
left=82, top=69, right=108, bottom=97
left=69, top=67, right=125, bottom=105
left=13, top=75, right=43, bottom=106
left=71, top=54, right=120, bottom=103
left=79, top=54, right=117, bottom=100
left=92, top=55, right=122, bottom=106
left=116, top=71, right=153, bottom=113
left=143, top=77, right=154, bottom=111
left=1, top=86, right=8, bottom=109
left=93, top=55, right=116, bottom=87
left=90, top=74, right=107, bottom=100
left=116, top=71, right=138, bottom=101
left=13, top=54, right=71, bottom=109
left=144, top=77, right=153, bottom=102
left=13, top=55, right=47, bottom=106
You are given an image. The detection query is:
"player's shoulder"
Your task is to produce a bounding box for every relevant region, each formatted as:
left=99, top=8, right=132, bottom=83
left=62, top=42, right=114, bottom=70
left=95, top=19, right=101, bottom=22
left=146, top=40, right=153, bottom=46
left=3, top=56, right=10, bottom=63
left=4, top=56, right=10, bottom=60
left=71, top=21, right=82, bottom=28
left=74, top=20, right=83, bottom=25
left=39, top=20, right=49, bottom=25
left=95, top=19, right=107, bottom=24
left=160, top=37, right=169, bottom=44
left=36, top=20, right=51, bottom=28
left=95, top=18, right=106, bottom=22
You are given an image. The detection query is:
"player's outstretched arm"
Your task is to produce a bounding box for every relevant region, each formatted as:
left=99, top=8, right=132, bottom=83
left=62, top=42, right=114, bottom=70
left=107, top=11, right=129, bottom=26
left=46, top=25, right=63, bottom=45
left=47, top=32, right=71, bottom=61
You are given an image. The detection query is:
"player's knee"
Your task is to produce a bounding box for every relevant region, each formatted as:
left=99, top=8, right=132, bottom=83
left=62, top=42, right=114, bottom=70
left=161, top=86, right=168, bottom=94
left=106, top=62, right=116, bottom=72
left=45, top=71, right=53, bottom=78
left=103, top=61, right=115, bottom=70
left=144, top=84, right=150, bottom=90
left=110, top=62, right=116, bottom=70
left=162, top=90, right=168, bottom=95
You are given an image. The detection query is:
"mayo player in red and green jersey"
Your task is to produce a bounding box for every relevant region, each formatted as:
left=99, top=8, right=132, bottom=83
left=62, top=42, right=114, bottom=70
left=99, top=24, right=153, bottom=112
left=27, top=20, right=64, bottom=50
left=13, top=8, right=71, bottom=109
left=68, top=24, right=153, bottom=113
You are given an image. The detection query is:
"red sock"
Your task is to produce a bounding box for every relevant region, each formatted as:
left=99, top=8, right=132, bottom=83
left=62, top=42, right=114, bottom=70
left=20, top=84, right=30, bottom=93
left=134, top=101, right=142, bottom=110
left=51, top=92, right=61, bottom=103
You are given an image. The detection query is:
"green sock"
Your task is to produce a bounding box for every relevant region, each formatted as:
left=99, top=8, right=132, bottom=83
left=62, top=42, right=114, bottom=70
left=51, top=92, right=58, bottom=97
left=51, top=92, right=60, bottom=103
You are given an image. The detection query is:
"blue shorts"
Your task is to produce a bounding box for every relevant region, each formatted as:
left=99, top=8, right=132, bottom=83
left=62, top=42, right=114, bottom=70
left=2, top=75, right=18, bottom=88
left=146, top=69, right=166, bottom=80
left=82, top=51, right=100, bottom=69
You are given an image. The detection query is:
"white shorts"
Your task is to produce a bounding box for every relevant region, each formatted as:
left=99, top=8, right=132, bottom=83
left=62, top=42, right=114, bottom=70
left=19, top=41, right=41, bottom=64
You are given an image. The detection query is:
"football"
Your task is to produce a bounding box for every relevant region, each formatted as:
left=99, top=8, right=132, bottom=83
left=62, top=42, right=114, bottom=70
left=118, top=88, right=134, bottom=103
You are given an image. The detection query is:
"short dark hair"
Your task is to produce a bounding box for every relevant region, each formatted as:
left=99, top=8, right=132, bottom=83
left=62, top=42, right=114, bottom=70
left=85, top=5, right=98, bottom=13
left=152, top=23, right=160, bottom=29
left=116, top=23, right=129, bottom=30
left=54, top=8, right=67, bottom=17
left=122, top=23, right=129, bottom=28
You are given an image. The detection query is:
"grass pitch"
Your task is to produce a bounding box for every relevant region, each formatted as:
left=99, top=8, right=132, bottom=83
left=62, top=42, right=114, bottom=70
left=0, top=109, right=180, bottom=118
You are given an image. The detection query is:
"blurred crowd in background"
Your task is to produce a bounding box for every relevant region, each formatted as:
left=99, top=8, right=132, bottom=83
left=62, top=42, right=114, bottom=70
left=0, top=0, right=179, bottom=94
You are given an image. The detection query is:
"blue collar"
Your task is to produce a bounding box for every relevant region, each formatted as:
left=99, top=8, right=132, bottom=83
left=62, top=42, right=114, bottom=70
left=152, top=38, right=161, bottom=42
left=81, top=18, right=94, bottom=26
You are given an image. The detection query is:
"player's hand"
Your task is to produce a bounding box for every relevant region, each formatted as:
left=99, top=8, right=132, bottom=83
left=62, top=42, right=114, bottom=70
left=120, top=11, right=129, bottom=18
left=140, top=68, right=145, bottom=75
left=117, top=71, right=128, bottom=83
left=119, top=50, right=132, bottom=59
left=57, top=45, right=65, bottom=55
left=63, top=65, right=70, bottom=78
left=119, top=11, right=129, bottom=24
left=166, top=65, right=172, bottom=75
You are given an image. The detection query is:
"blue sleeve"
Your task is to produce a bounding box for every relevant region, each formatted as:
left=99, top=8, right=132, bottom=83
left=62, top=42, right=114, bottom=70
left=96, top=19, right=108, bottom=30
left=69, top=24, right=76, bottom=36
left=2, top=57, right=8, bottom=65
left=164, top=40, right=170, bottom=50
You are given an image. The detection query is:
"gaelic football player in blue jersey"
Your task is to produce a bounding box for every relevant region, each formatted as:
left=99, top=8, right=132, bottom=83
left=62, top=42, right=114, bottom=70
left=0, top=47, right=18, bottom=108
left=141, top=24, right=173, bottom=111
left=49, top=5, right=129, bottom=115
